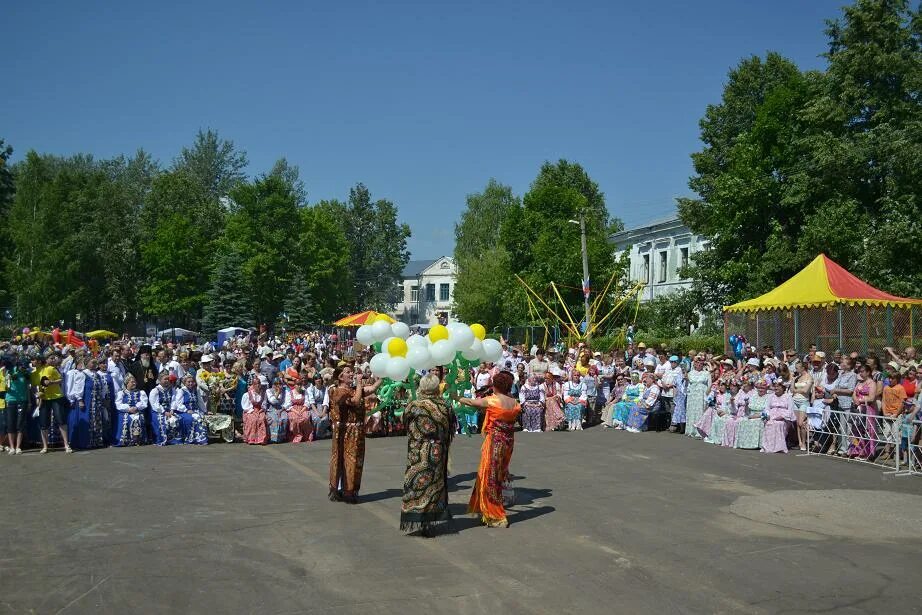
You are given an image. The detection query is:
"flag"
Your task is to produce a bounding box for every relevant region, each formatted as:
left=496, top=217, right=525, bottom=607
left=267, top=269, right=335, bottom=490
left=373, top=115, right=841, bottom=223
left=582, top=276, right=591, bottom=299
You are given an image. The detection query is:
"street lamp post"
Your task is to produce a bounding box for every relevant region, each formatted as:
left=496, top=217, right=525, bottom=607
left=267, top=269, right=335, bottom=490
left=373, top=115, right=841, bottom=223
left=569, top=211, right=591, bottom=338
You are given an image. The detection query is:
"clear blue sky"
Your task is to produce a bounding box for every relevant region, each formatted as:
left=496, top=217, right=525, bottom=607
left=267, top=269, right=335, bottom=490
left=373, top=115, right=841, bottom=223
left=4, top=0, right=844, bottom=259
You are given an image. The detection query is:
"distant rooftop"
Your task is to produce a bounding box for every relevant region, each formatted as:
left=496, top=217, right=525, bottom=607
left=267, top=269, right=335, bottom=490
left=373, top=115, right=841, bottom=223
left=402, top=259, right=437, bottom=278
left=612, top=214, right=684, bottom=238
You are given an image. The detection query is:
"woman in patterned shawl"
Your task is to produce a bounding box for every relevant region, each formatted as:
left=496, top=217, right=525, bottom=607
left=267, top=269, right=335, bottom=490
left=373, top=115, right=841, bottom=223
left=459, top=371, right=521, bottom=528
left=400, top=373, right=454, bottom=536
left=328, top=364, right=367, bottom=504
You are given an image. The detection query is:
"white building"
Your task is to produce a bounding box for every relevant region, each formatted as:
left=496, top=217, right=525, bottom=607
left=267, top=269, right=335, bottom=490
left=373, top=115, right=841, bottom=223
left=392, top=256, right=457, bottom=325
left=611, top=215, right=707, bottom=302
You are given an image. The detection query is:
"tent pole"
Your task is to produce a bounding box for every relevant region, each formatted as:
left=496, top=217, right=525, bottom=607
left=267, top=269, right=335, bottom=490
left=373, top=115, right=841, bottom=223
left=837, top=305, right=844, bottom=352
left=862, top=305, right=868, bottom=355
left=887, top=306, right=894, bottom=349
left=794, top=309, right=800, bottom=354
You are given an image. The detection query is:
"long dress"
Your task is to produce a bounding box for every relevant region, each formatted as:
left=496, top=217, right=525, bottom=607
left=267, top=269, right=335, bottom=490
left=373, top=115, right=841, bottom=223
left=671, top=377, right=688, bottom=426
left=329, top=386, right=366, bottom=501
left=540, top=381, right=564, bottom=431
left=113, top=389, right=148, bottom=446
left=242, top=390, right=270, bottom=445
left=761, top=393, right=796, bottom=453
left=400, top=397, right=454, bottom=534
left=735, top=392, right=767, bottom=449
left=685, top=369, right=711, bottom=439
left=626, top=383, right=660, bottom=431
left=201, top=372, right=235, bottom=442
left=563, top=381, right=586, bottom=422
left=265, top=387, right=289, bottom=443
left=468, top=395, right=521, bottom=527
left=722, top=390, right=750, bottom=447
left=849, top=381, right=878, bottom=458
left=150, top=384, right=180, bottom=446
left=519, top=384, right=544, bottom=432
left=171, top=386, right=208, bottom=445
left=69, top=369, right=108, bottom=450
left=612, top=383, right=643, bottom=427
left=286, top=387, right=314, bottom=443
left=697, top=393, right=731, bottom=444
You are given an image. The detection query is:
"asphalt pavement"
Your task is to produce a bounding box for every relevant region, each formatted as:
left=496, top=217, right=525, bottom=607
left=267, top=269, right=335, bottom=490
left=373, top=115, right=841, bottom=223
left=2, top=427, right=921, bottom=614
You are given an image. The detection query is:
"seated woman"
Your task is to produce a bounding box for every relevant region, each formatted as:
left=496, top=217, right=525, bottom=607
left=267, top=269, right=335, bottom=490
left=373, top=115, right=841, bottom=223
left=171, top=374, right=208, bottom=445
left=286, top=375, right=314, bottom=443
left=732, top=379, right=768, bottom=449
left=518, top=373, right=545, bottom=433
left=113, top=374, right=148, bottom=447
left=562, top=371, right=587, bottom=432
left=722, top=380, right=752, bottom=447
left=265, top=377, right=289, bottom=443
left=625, top=372, right=660, bottom=433
left=610, top=372, right=643, bottom=429
left=150, top=372, right=180, bottom=446
left=705, top=380, right=739, bottom=445
left=762, top=380, right=796, bottom=453
left=695, top=380, right=727, bottom=441
left=241, top=375, right=270, bottom=445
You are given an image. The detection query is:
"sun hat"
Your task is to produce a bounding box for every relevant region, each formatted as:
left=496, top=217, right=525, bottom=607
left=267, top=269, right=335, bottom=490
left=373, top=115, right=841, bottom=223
left=669, top=355, right=679, bottom=362
left=746, top=358, right=760, bottom=368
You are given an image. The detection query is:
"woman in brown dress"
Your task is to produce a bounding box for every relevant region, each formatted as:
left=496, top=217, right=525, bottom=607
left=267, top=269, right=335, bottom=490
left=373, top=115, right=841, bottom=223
left=328, top=364, right=367, bottom=504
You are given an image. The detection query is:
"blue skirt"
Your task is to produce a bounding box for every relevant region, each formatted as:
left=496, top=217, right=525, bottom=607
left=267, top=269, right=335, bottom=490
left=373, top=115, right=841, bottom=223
left=564, top=402, right=583, bottom=421
left=626, top=403, right=655, bottom=431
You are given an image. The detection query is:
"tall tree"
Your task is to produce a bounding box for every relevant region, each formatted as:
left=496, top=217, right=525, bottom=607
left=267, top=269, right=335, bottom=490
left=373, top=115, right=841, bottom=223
left=139, top=171, right=222, bottom=323
left=268, top=157, right=307, bottom=205
left=284, top=267, right=318, bottom=330
left=224, top=175, right=301, bottom=326
left=0, top=139, right=15, bottom=307
left=453, top=180, right=520, bottom=327
left=172, top=129, right=248, bottom=201
left=340, top=184, right=411, bottom=312
left=201, top=247, right=254, bottom=334
left=297, top=204, right=352, bottom=320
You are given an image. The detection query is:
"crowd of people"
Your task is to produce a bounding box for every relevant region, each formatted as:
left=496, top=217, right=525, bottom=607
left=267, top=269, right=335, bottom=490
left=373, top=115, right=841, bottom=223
left=2, top=328, right=920, bottom=532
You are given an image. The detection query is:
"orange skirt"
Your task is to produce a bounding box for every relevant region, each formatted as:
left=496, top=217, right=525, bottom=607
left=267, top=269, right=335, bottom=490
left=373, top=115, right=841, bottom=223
left=468, top=421, right=515, bottom=526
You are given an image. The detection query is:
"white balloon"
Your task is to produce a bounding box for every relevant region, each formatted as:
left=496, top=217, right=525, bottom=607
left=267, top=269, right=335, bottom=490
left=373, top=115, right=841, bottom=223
left=462, top=339, right=483, bottom=361
left=430, top=339, right=455, bottom=366
left=449, top=324, right=474, bottom=351
left=355, top=324, right=374, bottom=346
left=481, top=338, right=503, bottom=363
left=390, top=321, right=410, bottom=340
left=369, top=353, right=390, bottom=377
left=406, top=334, right=427, bottom=348
left=386, top=356, right=410, bottom=381
left=371, top=320, right=392, bottom=342
left=380, top=336, right=395, bottom=355
left=407, top=345, right=432, bottom=371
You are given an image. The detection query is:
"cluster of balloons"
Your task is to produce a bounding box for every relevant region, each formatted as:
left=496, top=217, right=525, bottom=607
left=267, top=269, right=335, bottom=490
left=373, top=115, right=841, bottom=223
left=728, top=334, right=747, bottom=359
left=354, top=316, right=503, bottom=382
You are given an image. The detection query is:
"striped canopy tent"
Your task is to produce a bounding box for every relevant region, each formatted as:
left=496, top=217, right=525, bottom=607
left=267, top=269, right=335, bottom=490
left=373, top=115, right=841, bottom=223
left=332, top=310, right=395, bottom=327
left=723, top=254, right=922, bottom=355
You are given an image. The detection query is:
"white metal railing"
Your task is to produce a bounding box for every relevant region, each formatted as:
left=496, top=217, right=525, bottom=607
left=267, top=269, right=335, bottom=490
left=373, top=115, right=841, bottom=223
left=806, top=406, right=905, bottom=473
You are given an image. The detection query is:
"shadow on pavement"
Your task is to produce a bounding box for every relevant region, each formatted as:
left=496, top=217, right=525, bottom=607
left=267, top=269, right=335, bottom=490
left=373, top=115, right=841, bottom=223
left=360, top=488, right=403, bottom=503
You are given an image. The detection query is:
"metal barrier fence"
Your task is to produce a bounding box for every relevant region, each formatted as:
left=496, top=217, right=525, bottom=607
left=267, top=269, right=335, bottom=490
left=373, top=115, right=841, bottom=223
left=907, top=419, right=922, bottom=476
left=805, top=407, right=905, bottom=472
left=724, top=305, right=922, bottom=356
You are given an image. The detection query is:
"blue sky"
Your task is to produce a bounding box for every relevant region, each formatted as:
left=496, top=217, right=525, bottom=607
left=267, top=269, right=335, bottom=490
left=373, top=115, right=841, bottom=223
left=4, top=0, right=844, bottom=259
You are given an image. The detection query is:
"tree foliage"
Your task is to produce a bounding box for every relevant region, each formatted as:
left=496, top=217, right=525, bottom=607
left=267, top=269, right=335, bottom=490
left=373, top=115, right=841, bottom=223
left=172, top=128, right=248, bottom=202
left=201, top=247, right=254, bottom=335
left=681, top=0, right=922, bottom=309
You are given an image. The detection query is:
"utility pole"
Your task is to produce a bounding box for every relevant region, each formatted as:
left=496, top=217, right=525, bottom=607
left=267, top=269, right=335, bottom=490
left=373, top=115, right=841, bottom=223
left=579, top=210, right=590, bottom=337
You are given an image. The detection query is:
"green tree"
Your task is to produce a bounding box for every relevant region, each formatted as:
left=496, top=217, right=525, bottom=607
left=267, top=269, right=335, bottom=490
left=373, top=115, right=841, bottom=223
left=268, top=157, right=307, bottom=205
left=0, top=139, right=15, bottom=306
left=224, top=175, right=301, bottom=326
left=297, top=204, right=352, bottom=320
left=139, top=171, right=222, bottom=323
left=201, top=247, right=254, bottom=334
left=284, top=267, right=317, bottom=330
left=340, top=184, right=411, bottom=312
left=172, top=129, right=248, bottom=201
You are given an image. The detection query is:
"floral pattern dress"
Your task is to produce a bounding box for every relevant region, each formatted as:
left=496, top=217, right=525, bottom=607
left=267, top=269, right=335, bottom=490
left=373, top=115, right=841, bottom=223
left=685, top=369, right=711, bottom=438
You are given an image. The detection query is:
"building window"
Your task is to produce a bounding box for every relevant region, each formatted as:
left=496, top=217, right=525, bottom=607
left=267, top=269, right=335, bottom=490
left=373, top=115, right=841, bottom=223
left=658, top=252, right=667, bottom=283
left=425, top=283, right=436, bottom=302
left=439, top=283, right=450, bottom=301
left=440, top=261, right=450, bottom=269
left=642, top=254, right=650, bottom=282
left=411, top=285, right=419, bottom=302
left=680, top=247, right=689, bottom=271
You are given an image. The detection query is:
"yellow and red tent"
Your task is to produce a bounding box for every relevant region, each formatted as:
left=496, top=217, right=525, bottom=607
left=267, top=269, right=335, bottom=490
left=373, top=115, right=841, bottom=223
left=332, top=311, right=395, bottom=327
left=724, top=254, right=922, bottom=313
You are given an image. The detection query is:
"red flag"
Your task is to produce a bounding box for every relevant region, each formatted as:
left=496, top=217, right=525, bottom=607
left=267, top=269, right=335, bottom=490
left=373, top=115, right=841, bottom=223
left=66, top=329, right=85, bottom=348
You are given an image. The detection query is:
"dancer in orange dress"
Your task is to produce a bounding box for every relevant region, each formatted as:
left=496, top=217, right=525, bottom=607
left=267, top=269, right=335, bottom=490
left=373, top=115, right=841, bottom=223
left=459, top=370, right=521, bottom=528
left=327, top=364, right=380, bottom=503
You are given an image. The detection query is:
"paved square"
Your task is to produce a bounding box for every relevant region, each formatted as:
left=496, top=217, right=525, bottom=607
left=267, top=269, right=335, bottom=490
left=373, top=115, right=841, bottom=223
left=3, top=430, right=921, bottom=614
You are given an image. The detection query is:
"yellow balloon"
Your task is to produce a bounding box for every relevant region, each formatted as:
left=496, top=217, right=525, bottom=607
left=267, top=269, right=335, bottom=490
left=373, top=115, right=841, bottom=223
left=387, top=337, right=408, bottom=358
left=470, top=323, right=486, bottom=341
left=373, top=313, right=392, bottom=323
left=428, top=324, right=449, bottom=343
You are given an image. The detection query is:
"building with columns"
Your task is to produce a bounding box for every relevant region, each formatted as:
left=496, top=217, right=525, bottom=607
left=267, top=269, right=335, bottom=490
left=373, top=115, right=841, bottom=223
left=391, top=256, right=457, bottom=325
left=611, top=215, right=707, bottom=302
